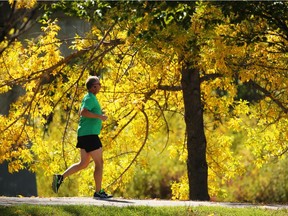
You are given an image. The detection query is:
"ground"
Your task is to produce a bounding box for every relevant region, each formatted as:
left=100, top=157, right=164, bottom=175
left=0, top=197, right=287, bottom=210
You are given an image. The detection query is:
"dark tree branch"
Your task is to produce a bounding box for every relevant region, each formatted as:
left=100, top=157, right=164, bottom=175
left=200, top=73, right=223, bottom=83
left=248, top=80, right=287, bottom=114
left=0, top=2, right=40, bottom=55
left=158, top=85, right=182, bottom=91
left=0, top=38, right=124, bottom=88
left=157, top=73, right=223, bottom=92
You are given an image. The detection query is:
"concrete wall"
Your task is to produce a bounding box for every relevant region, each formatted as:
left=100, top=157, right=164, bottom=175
left=0, top=162, right=38, bottom=197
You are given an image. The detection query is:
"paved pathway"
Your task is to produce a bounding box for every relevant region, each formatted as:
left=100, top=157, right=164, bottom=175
left=0, top=197, right=288, bottom=210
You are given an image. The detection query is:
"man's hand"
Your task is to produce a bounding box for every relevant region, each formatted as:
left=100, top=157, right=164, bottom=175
left=100, top=114, right=108, bottom=121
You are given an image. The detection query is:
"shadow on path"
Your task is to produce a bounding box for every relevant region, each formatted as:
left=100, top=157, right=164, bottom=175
left=94, top=198, right=134, bottom=204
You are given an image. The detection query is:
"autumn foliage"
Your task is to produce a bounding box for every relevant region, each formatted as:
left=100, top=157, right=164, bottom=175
left=0, top=1, right=287, bottom=201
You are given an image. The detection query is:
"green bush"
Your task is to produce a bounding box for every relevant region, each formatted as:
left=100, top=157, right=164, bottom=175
left=224, top=156, right=288, bottom=203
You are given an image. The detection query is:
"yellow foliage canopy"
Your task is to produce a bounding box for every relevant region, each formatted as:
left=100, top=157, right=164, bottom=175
left=0, top=2, right=287, bottom=199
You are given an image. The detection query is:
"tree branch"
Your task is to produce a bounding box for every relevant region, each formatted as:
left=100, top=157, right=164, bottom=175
left=157, top=85, right=182, bottom=91
left=248, top=80, right=287, bottom=114
left=107, top=109, right=149, bottom=189
left=200, top=73, right=223, bottom=82
left=157, top=73, right=223, bottom=92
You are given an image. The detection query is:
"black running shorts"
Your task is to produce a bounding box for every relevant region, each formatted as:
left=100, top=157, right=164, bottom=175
left=76, top=135, right=102, bottom=152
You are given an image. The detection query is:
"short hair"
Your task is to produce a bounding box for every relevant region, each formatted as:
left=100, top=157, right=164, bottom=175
left=85, top=76, right=99, bottom=90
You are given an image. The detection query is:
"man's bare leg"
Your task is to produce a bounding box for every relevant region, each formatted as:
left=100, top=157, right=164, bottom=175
left=89, top=147, right=103, bottom=192
left=62, top=149, right=90, bottom=179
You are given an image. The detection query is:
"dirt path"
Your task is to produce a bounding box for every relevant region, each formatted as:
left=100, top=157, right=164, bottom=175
left=0, top=196, right=287, bottom=210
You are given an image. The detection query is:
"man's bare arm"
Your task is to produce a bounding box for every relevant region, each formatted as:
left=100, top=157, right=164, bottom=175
left=80, top=108, right=108, bottom=121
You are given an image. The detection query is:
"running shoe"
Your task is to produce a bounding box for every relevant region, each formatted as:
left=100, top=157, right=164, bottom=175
left=52, top=174, right=63, bottom=193
left=93, top=189, right=113, bottom=199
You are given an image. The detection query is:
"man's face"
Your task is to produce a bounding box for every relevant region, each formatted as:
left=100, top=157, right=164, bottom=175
left=90, top=80, right=101, bottom=95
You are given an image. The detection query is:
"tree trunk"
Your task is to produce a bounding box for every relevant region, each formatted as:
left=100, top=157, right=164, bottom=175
left=181, top=64, right=210, bottom=201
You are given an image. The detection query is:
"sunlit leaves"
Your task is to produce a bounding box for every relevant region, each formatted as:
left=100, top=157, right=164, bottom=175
left=1, top=1, right=287, bottom=201
left=171, top=175, right=189, bottom=200
left=0, top=19, right=67, bottom=173
left=9, top=0, right=37, bottom=9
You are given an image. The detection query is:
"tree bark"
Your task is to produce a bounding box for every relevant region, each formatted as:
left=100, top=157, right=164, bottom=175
left=181, top=63, right=210, bottom=201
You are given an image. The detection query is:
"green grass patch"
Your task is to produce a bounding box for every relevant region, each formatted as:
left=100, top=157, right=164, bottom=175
left=0, top=205, right=287, bottom=216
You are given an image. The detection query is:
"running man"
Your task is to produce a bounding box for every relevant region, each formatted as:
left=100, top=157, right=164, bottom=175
left=52, top=76, right=112, bottom=199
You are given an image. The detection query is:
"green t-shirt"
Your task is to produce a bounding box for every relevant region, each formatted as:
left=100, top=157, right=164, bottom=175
left=77, top=92, right=102, bottom=136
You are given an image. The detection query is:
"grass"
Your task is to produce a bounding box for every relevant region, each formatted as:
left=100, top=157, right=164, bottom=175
left=0, top=205, right=287, bottom=216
